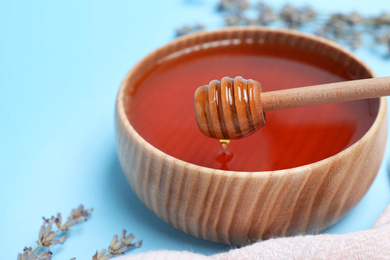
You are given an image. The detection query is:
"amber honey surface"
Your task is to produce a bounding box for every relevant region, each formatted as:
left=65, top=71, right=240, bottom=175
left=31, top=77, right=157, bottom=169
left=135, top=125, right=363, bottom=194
left=126, top=42, right=378, bottom=171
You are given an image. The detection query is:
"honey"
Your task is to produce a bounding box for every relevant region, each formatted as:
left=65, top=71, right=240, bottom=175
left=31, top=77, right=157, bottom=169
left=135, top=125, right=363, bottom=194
left=125, top=41, right=378, bottom=171
left=219, top=139, right=231, bottom=153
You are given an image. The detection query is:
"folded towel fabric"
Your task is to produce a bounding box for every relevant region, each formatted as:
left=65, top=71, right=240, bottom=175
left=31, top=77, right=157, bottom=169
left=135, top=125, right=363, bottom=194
left=117, top=205, right=390, bottom=260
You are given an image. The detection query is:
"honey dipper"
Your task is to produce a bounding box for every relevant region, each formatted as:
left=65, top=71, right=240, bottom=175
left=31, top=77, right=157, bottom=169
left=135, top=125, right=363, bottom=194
left=194, top=76, right=390, bottom=140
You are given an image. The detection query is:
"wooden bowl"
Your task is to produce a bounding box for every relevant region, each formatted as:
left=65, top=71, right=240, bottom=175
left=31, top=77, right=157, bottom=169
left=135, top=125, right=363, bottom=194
left=115, top=27, right=388, bottom=245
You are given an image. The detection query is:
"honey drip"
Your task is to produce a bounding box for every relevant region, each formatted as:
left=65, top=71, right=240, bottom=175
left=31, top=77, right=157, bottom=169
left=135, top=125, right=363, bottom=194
left=219, top=139, right=231, bottom=153
left=217, top=139, right=233, bottom=170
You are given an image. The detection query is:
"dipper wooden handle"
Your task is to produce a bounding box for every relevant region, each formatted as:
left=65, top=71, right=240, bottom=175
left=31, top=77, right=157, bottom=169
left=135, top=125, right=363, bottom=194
left=194, top=76, right=390, bottom=140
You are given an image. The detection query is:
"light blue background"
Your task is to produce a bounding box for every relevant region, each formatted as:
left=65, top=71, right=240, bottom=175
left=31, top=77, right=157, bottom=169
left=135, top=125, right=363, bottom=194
left=1, top=0, right=389, bottom=259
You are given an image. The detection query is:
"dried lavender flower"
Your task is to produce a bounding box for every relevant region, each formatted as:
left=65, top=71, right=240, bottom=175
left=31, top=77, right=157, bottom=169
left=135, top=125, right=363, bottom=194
left=379, top=30, right=390, bottom=53
left=93, top=249, right=112, bottom=260
left=387, top=38, right=390, bottom=54
left=217, top=0, right=249, bottom=12
left=55, top=213, right=62, bottom=229
left=280, top=4, right=305, bottom=29
left=58, top=204, right=93, bottom=232
left=17, top=248, right=53, bottom=260
left=38, top=217, right=67, bottom=247
left=36, top=251, right=53, bottom=260
left=175, top=24, right=205, bottom=37
left=108, top=230, right=142, bottom=255
left=255, top=2, right=278, bottom=26
left=369, top=12, right=390, bottom=27
left=375, top=30, right=390, bottom=44
left=70, top=204, right=93, bottom=219
left=224, top=12, right=248, bottom=26
left=346, top=31, right=362, bottom=50
left=346, top=12, right=363, bottom=26
left=325, top=14, right=346, bottom=39
left=300, top=5, right=317, bottom=21
left=17, top=247, right=36, bottom=260
left=61, top=216, right=87, bottom=232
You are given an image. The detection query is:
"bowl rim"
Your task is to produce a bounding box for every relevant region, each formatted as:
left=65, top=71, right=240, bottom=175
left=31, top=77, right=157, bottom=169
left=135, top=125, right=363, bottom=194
left=116, top=26, right=387, bottom=176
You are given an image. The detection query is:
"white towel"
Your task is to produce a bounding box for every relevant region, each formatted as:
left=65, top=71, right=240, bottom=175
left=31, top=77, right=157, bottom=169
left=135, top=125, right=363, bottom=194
left=116, top=204, right=390, bottom=259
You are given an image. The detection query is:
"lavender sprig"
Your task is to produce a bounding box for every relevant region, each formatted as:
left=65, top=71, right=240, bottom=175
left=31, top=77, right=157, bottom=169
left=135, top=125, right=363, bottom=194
left=17, top=205, right=93, bottom=260
left=93, top=230, right=142, bottom=260
left=175, top=0, right=390, bottom=55
left=18, top=205, right=141, bottom=259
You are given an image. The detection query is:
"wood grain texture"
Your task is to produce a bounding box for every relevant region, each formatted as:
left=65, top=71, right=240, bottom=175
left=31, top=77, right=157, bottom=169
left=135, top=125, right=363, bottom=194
left=115, top=27, right=388, bottom=245
left=261, top=76, right=390, bottom=112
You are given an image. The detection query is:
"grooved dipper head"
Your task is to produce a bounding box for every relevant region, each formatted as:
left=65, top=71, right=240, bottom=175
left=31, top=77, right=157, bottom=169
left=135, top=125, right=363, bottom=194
left=194, top=76, right=266, bottom=140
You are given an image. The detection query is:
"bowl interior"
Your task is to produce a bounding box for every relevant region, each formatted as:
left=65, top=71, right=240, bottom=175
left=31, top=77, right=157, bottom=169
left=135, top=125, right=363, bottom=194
left=122, top=29, right=379, bottom=172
